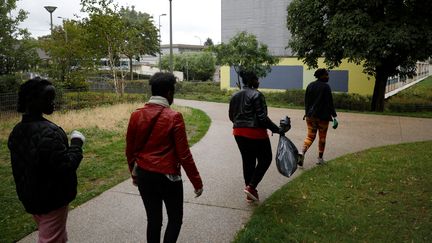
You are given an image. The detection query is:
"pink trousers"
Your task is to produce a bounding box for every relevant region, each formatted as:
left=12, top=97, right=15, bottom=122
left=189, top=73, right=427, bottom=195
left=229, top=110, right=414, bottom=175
left=32, top=205, right=69, bottom=243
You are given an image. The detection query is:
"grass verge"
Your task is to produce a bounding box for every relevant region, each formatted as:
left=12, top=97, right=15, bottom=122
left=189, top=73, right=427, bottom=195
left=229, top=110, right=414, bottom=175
left=0, top=103, right=211, bottom=243
left=234, top=141, right=432, bottom=242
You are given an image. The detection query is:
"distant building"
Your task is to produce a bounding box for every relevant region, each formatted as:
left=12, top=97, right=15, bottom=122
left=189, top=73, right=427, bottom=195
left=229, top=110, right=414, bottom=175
left=222, top=0, right=292, bottom=56
left=220, top=0, right=430, bottom=96
left=140, top=44, right=205, bottom=65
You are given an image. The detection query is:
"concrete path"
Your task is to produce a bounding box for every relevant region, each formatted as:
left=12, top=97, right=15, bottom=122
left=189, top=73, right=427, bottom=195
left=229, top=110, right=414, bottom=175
left=20, top=99, right=432, bottom=243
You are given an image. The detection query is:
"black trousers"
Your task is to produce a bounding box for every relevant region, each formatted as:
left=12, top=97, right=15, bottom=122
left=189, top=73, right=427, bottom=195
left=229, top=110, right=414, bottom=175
left=234, top=136, right=273, bottom=188
left=136, top=168, right=183, bottom=243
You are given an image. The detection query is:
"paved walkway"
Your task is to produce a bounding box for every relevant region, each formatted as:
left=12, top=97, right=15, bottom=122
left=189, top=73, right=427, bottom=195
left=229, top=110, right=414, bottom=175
left=20, top=99, right=432, bottom=243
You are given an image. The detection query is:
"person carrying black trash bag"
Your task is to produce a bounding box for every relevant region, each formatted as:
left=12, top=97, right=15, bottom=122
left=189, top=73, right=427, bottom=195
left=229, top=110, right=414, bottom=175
left=229, top=70, right=287, bottom=202
left=298, top=68, right=338, bottom=167
left=8, top=77, right=85, bottom=243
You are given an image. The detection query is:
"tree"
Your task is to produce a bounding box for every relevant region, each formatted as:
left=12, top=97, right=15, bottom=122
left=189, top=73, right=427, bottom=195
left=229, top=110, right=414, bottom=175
left=119, top=6, right=159, bottom=81
left=0, top=0, right=37, bottom=75
left=39, top=20, right=91, bottom=89
left=213, top=31, right=280, bottom=88
left=204, top=38, right=214, bottom=47
left=81, top=0, right=127, bottom=95
left=160, top=52, right=216, bottom=81
left=287, top=0, right=432, bottom=111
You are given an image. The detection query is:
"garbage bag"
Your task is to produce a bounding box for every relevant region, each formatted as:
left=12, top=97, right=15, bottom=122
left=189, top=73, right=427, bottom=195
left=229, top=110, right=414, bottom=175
left=276, top=135, right=298, bottom=177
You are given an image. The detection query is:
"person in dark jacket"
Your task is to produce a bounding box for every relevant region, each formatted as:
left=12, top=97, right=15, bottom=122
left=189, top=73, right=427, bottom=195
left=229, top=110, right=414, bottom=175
left=126, top=72, right=203, bottom=243
left=229, top=70, right=286, bottom=202
left=8, top=78, right=85, bottom=243
left=298, top=68, right=338, bottom=166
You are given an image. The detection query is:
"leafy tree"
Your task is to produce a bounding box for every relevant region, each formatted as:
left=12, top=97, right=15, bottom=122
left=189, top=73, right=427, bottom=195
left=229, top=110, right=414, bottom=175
left=119, top=6, right=159, bottom=81
left=39, top=20, right=91, bottom=89
left=81, top=0, right=127, bottom=95
left=160, top=52, right=216, bottom=81
left=287, top=0, right=432, bottom=111
left=204, top=37, right=214, bottom=47
left=0, top=0, right=37, bottom=75
left=213, top=31, right=279, bottom=88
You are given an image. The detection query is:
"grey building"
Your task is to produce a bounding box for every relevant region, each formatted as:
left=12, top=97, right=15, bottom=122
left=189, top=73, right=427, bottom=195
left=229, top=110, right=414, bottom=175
left=221, top=0, right=293, bottom=56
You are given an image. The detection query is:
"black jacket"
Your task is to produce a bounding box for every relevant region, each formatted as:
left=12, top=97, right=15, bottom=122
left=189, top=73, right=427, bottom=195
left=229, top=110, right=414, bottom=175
left=8, top=114, right=83, bottom=214
left=229, top=87, right=279, bottom=133
left=305, top=80, right=337, bottom=121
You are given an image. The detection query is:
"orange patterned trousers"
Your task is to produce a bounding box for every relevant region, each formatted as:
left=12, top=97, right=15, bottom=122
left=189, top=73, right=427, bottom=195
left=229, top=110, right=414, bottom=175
left=302, top=117, right=329, bottom=155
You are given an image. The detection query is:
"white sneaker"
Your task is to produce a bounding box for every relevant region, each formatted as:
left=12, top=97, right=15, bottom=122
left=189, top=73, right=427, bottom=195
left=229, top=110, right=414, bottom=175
left=317, top=158, right=325, bottom=165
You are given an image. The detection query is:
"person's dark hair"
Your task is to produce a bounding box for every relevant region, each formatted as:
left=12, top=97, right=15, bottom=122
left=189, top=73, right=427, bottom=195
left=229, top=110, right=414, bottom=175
left=149, top=72, right=176, bottom=96
left=314, top=68, right=328, bottom=79
left=239, top=70, right=258, bottom=85
left=17, top=77, right=53, bottom=113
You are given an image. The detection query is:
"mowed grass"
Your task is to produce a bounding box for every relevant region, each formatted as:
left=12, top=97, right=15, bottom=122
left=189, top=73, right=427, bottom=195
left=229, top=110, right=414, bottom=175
left=234, top=141, right=432, bottom=243
left=0, top=103, right=211, bottom=243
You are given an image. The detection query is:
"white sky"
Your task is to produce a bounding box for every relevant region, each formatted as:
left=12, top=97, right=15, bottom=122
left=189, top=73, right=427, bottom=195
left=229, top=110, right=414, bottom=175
left=14, top=0, right=221, bottom=45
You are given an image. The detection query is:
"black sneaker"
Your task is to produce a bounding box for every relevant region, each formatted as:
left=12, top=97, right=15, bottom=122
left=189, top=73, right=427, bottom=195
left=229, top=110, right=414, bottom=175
left=297, top=153, right=304, bottom=167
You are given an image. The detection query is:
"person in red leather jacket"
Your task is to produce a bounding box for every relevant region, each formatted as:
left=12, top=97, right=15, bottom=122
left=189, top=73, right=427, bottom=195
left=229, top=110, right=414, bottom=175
left=126, top=72, right=203, bottom=243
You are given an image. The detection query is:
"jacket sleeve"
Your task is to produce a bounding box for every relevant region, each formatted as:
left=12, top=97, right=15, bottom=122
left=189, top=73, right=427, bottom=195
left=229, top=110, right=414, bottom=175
left=326, top=86, right=337, bottom=118
left=228, top=97, right=235, bottom=122
left=173, top=112, right=203, bottom=190
left=254, top=92, right=279, bottom=133
left=125, top=112, right=137, bottom=172
left=38, top=127, right=83, bottom=173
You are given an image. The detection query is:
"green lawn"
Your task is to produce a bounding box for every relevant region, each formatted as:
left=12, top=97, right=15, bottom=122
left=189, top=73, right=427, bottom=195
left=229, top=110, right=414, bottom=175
left=234, top=141, right=432, bottom=242
left=0, top=105, right=211, bottom=243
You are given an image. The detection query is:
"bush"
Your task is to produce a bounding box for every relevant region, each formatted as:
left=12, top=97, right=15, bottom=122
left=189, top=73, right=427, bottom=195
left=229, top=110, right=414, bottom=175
left=0, top=74, right=22, bottom=93
left=333, top=93, right=371, bottom=111
left=56, top=91, right=147, bottom=110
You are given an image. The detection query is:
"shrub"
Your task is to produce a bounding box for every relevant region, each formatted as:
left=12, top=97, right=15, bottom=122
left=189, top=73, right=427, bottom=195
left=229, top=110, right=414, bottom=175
left=0, top=74, right=22, bottom=93
left=333, top=93, right=371, bottom=111
left=56, top=91, right=147, bottom=110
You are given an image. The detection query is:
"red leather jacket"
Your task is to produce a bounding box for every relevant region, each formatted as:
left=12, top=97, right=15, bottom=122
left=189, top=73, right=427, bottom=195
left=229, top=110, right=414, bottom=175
left=126, top=103, right=202, bottom=190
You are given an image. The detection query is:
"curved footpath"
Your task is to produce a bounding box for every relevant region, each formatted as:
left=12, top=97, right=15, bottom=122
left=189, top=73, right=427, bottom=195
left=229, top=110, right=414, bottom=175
left=20, top=99, right=432, bottom=243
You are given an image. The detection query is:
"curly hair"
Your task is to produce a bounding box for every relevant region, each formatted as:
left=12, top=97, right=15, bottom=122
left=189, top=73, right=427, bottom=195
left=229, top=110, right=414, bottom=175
left=17, top=77, right=53, bottom=113
left=149, top=72, right=177, bottom=96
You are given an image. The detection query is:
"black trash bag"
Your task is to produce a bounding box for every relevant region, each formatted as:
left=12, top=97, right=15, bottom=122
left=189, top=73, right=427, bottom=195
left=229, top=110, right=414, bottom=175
left=276, top=135, right=298, bottom=177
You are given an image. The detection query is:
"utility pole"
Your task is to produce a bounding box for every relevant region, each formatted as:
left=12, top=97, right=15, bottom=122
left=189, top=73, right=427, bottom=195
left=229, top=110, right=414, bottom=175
left=169, top=0, right=173, bottom=73
left=158, top=13, right=166, bottom=71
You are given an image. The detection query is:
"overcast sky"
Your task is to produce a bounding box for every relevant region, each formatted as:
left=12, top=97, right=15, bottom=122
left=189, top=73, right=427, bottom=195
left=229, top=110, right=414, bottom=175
left=15, top=0, right=221, bottom=45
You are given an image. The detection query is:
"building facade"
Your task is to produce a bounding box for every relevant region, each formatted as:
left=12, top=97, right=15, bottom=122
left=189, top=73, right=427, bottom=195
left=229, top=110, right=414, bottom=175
left=222, top=0, right=292, bottom=56
left=220, top=0, right=430, bottom=96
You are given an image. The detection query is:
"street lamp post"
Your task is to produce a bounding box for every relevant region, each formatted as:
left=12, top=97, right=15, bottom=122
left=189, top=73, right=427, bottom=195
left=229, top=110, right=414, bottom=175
left=194, top=36, right=202, bottom=45
left=57, top=17, right=68, bottom=43
left=169, top=0, right=173, bottom=74
left=158, top=13, right=166, bottom=71
left=44, top=6, right=57, bottom=35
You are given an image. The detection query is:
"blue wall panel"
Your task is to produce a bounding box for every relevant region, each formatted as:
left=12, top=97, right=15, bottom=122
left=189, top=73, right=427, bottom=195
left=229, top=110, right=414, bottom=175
left=328, top=70, right=349, bottom=92
left=230, top=66, right=304, bottom=89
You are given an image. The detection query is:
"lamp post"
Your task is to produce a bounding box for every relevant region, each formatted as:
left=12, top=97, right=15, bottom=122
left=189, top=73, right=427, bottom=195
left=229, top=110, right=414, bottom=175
left=57, top=17, right=68, bottom=43
left=44, top=6, right=57, bottom=35
left=158, top=13, right=166, bottom=71
left=169, top=0, right=173, bottom=74
left=194, top=35, right=202, bottom=45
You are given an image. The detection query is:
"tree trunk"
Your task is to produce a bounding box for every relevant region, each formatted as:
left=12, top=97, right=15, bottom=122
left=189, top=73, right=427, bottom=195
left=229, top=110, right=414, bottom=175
left=371, top=67, right=388, bottom=112
left=129, top=57, right=133, bottom=81
left=108, top=50, right=118, bottom=95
